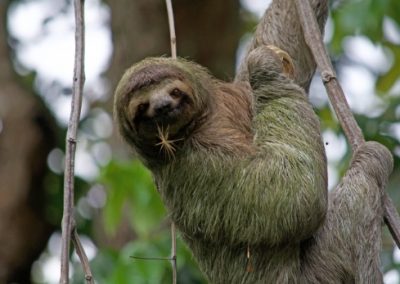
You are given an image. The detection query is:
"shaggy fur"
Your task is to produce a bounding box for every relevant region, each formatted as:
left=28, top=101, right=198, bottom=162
left=114, top=0, right=393, bottom=283
left=114, top=55, right=393, bottom=283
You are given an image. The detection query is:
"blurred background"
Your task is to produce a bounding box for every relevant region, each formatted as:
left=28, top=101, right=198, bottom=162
left=1, top=0, right=400, bottom=283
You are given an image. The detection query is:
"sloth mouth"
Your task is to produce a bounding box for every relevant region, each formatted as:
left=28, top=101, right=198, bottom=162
left=154, top=103, right=182, bottom=122
left=135, top=99, right=192, bottom=138
left=149, top=100, right=187, bottom=124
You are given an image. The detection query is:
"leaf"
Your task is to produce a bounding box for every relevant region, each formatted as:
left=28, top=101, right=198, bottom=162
left=386, top=1, right=400, bottom=26
left=376, top=44, right=400, bottom=93
left=99, top=159, right=166, bottom=237
left=316, top=106, right=339, bottom=131
left=330, top=0, right=387, bottom=52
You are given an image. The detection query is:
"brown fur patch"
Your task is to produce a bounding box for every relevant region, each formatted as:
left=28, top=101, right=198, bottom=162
left=191, top=81, right=255, bottom=156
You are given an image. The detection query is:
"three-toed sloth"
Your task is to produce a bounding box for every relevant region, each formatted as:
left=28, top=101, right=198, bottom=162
left=114, top=2, right=392, bottom=283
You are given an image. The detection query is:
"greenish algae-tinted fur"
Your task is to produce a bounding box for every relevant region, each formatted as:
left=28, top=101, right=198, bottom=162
left=114, top=0, right=393, bottom=282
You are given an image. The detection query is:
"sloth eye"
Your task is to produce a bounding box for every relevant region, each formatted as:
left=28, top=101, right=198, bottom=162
left=137, top=103, right=148, bottom=113
left=170, top=88, right=184, bottom=98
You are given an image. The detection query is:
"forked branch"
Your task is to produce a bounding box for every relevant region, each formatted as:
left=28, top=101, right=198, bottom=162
left=60, top=0, right=94, bottom=283
left=72, top=225, right=94, bottom=284
left=293, top=0, right=400, bottom=248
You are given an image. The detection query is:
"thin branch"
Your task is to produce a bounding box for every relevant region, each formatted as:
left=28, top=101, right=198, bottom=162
left=60, top=0, right=88, bottom=283
left=165, top=1, right=178, bottom=283
left=383, top=194, right=400, bottom=248
left=72, top=227, right=94, bottom=284
left=294, top=0, right=363, bottom=150
left=131, top=256, right=173, bottom=261
left=166, top=0, right=177, bottom=59
left=293, top=0, right=400, bottom=248
left=171, top=222, right=177, bottom=284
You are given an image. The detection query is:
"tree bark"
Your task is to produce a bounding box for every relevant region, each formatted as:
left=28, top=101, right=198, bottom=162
left=106, top=0, right=241, bottom=86
left=0, top=1, right=55, bottom=282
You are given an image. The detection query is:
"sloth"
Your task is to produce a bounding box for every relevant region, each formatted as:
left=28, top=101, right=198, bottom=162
left=114, top=0, right=393, bottom=282
left=114, top=46, right=392, bottom=283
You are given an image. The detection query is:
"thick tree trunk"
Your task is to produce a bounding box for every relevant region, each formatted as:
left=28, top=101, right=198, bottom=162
left=0, top=1, right=55, bottom=282
left=106, top=0, right=241, bottom=86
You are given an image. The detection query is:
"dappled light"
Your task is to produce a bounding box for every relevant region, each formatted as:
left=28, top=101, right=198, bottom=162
left=1, top=0, right=400, bottom=282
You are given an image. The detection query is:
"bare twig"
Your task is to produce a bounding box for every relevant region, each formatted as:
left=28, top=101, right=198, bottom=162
left=170, top=222, right=177, bottom=284
left=383, top=195, right=400, bottom=248
left=72, top=226, right=94, bottom=284
left=131, top=256, right=173, bottom=261
left=60, top=0, right=89, bottom=283
left=293, top=0, right=400, bottom=248
left=166, top=0, right=177, bottom=59
left=165, top=1, right=178, bottom=283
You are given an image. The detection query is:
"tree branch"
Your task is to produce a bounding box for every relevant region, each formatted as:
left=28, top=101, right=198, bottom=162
left=166, top=0, right=177, bottom=59
left=60, top=0, right=93, bottom=283
left=170, top=222, right=177, bottom=284
left=293, top=0, right=400, bottom=248
left=294, top=0, right=363, bottom=150
left=72, top=226, right=94, bottom=284
left=235, top=0, right=328, bottom=90
left=165, top=1, right=177, bottom=283
left=383, top=194, right=400, bottom=248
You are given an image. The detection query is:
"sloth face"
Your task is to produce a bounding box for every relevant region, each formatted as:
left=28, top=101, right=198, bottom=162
left=127, top=79, right=195, bottom=143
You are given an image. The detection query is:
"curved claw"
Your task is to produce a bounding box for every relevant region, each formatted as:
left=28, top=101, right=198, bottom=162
left=266, top=45, right=295, bottom=78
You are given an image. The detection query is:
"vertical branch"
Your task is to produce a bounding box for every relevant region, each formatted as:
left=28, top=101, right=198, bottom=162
left=166, top=0, right=177, bottom=59
left=165, top=1, right=177, bottom=283
left=293, top=0, right=400, bottom=248
left=170, top=222, right=177, bottom=284
left=60, top=0, right=86, bottom=283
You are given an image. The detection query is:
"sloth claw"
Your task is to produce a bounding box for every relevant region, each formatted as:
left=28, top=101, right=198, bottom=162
left=265, top=45, right=295, bottom=78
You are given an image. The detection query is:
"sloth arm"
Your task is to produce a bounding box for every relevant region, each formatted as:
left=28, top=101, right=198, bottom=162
left=246, top=73, right=327, bottom=245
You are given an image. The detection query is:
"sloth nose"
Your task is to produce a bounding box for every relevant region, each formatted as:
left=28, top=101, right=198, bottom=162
left=152, top=97, right=174, bottom=116
left=154, top=101, right=172, bottom=115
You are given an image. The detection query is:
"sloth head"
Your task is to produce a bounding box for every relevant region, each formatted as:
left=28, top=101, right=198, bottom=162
left=114, top=57, right=213, bottom=163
